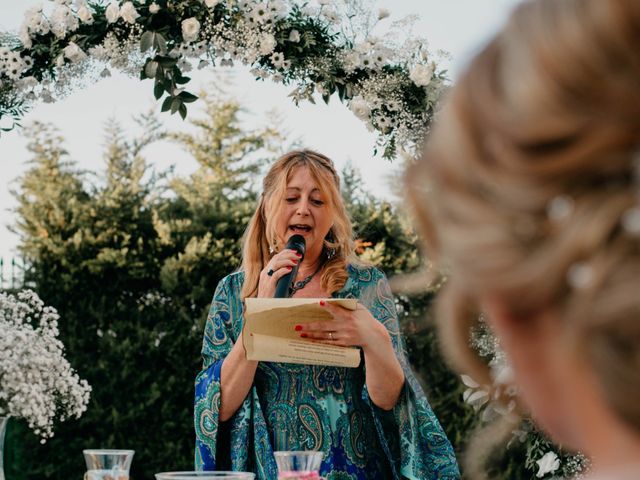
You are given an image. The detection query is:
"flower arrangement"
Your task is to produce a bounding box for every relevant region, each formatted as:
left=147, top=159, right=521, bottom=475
left=461, top=316, right=588, bottom=479
left=0, top=289, right=91, bottom=441
left=0, top=0, right=447, bottom=159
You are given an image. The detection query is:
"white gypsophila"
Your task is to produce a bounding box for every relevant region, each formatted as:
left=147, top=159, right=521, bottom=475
left=149, top=2, right=160, bottom=13
left=63, top=41, right=87, bottom=62
left=0, top=290, right=91, bottom=441
left=409, top=63, right=434, bottom=87
left=536, top=452, right=561, bottom=478
left=105, top=2, right=120, bottom=23
left=120, top=2, right=140, bottom=24
left=182, top=17, right=201, bottom=43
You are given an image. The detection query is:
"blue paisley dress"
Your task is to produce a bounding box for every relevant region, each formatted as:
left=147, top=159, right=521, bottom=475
left=194, top=264, right=460, bottom=479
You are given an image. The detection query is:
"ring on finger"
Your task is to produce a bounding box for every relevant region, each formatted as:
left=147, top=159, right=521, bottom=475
left=267, top=268, right=275, bottom=277
left=328, top=331, right=334, bottom=341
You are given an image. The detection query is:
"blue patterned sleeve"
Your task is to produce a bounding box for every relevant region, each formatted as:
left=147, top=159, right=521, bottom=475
left=194, top=274, right=237, bottom=470
left=359, top=267, right=461, bottom=480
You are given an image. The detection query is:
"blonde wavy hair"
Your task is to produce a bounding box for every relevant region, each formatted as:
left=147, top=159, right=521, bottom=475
left=240, top=149, right=358, bottom=299
left=406, top=0, right=640, bottom=474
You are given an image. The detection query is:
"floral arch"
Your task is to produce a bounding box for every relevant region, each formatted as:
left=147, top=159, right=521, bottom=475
left=0, top=0, right=446, bottom=159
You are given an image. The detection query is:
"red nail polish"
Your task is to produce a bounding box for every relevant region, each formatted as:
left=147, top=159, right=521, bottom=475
left=296, top=252, right=302, bottom=257
left=294, top=325, right=302, bottom=331
left=300, top=333, right=308, bottom=338
left=319, top=300, right=325, bottom=306
left=287, top=266, right=293, bottom=270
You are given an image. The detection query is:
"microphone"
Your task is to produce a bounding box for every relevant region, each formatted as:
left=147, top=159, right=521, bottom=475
left=274, top=234, right=306, bottom=298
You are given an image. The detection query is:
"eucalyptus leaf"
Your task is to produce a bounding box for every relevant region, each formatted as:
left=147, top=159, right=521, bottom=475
left=140, top=31, right=154, bottom=52
left=160, top=96, right=172, bottom=112
left=170, top=97, right=182, bottom=114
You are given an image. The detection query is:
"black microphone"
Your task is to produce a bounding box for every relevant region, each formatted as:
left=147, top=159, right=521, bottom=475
left=274, top=234, right=306, bottom=298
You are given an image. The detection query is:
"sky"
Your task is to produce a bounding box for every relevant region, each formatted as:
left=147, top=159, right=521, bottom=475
left=0, top=0, right=522, bottom=265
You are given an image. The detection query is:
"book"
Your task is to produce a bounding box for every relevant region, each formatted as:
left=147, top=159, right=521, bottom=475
left=242, top=297, right=361, bottom=368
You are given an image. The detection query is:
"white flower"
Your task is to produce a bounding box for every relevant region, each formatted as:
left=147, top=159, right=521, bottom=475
left=270, top=51, right=285, bottom=69
left=19, top=28, right=32, bottom=49
left=105, top=2, right=120, bottom=23
left=378, top=8, right=390, bottom=20
left=0, top=290, right=91, bottom=440
left=409, top=63, right=434, bottom=87
left=288, top=29, right=301, bottom=43
left=536, top=452, right=561, bottom=478
left=50, top=5, right=79, bottom=38
left=77, top=5, right=94, bottom=24
left=258, top=33, right=277, bottom=55
left=149, top=2, right=160, bottom=13
left=349, top=96, right=370, bottom=121
left=204, top=0, right=220, bottom=7
left=63, top=41, right=87, bottom=62
left=181, top=17, right=201, bottom=43
left=120, top=2, right=140, bottom=24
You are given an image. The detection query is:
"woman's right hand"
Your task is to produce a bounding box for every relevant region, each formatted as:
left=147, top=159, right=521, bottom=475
left=257, top=249, right=301, bottom=297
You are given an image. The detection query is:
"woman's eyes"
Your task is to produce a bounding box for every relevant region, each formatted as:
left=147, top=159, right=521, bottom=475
left=285, top=197, right=324, bottom=206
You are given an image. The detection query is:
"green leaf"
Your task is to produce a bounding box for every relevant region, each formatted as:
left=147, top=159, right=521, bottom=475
left=178, top=91, right=198, bottom=103
left=322, top=93, right=330, bottom=105
left=174, top=75, right=190, bottom=85
left=158, top=56, right=177, bottom=68
left=154, top=33, right=168, bottom=54
left=153, top=81, right=164, bottom=100
left=160, top=96, right=173, bottom=112
left=140, top=31, right=154, bottom=52
left=170, top=97, right=182, bottom=114
left=178, top=103, right=187, bottom=120
left=144, top=61, right=158, bottom=79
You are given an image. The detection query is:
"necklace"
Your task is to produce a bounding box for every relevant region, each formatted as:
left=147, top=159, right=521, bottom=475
left=289, top=262, right=323, bottom=296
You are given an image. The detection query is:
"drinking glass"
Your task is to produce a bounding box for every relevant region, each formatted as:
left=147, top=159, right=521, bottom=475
left=83, top=449, right=135, bottom=480
left=155, top=473, right=255, bottom=479
left=274, top=451, right=323, bottom=480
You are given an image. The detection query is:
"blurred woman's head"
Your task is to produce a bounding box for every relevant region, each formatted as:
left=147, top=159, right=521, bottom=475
left=241, top=149, right=356, bottom=298
left=407, top=0, right=640, bottom=465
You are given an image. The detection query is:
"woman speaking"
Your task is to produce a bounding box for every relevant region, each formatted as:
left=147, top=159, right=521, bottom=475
left=194, top=150, right=459, bottom=479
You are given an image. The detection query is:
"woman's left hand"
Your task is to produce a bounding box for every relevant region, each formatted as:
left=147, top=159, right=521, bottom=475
left=296, top=301, right=390, bottom=350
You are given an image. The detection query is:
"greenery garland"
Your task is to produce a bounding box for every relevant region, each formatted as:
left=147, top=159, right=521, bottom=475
left=0, top=0, right=447, bottom=159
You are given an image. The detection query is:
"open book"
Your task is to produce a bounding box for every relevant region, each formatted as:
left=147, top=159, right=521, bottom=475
left=242, top=298, right=361, bottom=368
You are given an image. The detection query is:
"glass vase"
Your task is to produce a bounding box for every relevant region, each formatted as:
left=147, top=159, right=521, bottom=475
left=0, top=416, right=7, bottom=480
left=274, top=451, right=323, bottom=480
left=83, top=449, right=135, bottom=480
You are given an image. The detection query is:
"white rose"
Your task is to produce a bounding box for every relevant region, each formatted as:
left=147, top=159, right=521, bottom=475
left=204, top=0, right=220, bottom=7
left=258, top=33, right=277, bottom=55
left=63, top=41, right=87, bottom=62
left=105, top=2, right=119, bottom=23
left=377, top=8, right=390, bottom=20
left=409, top=63, right=434, bottom=87
left=288, top=29, right=300, bottom=43
left=181, top=17, right=200, bottom=43
left=120, top=2, right=140, bottom=24
left=77, top=6, right=94, bottom=23
left=149, top=2, right=160, bottom=13
left=536, top=452, right=560, bottom=478
left=349, top=96, right=370, bottom=121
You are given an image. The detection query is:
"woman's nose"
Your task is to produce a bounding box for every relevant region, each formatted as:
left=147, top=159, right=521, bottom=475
left=296, top=198, right=311, bottom=215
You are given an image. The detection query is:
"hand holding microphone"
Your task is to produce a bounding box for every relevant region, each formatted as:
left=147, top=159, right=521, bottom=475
left=257, top=235, right=306, bottom=298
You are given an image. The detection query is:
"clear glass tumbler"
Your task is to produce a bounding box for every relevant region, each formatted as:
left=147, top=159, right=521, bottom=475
left=274, top=451, right=323, bottom=480
left=155, top=472, right=255, bottom=479
left=83, top=449, right=135, bottom=480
